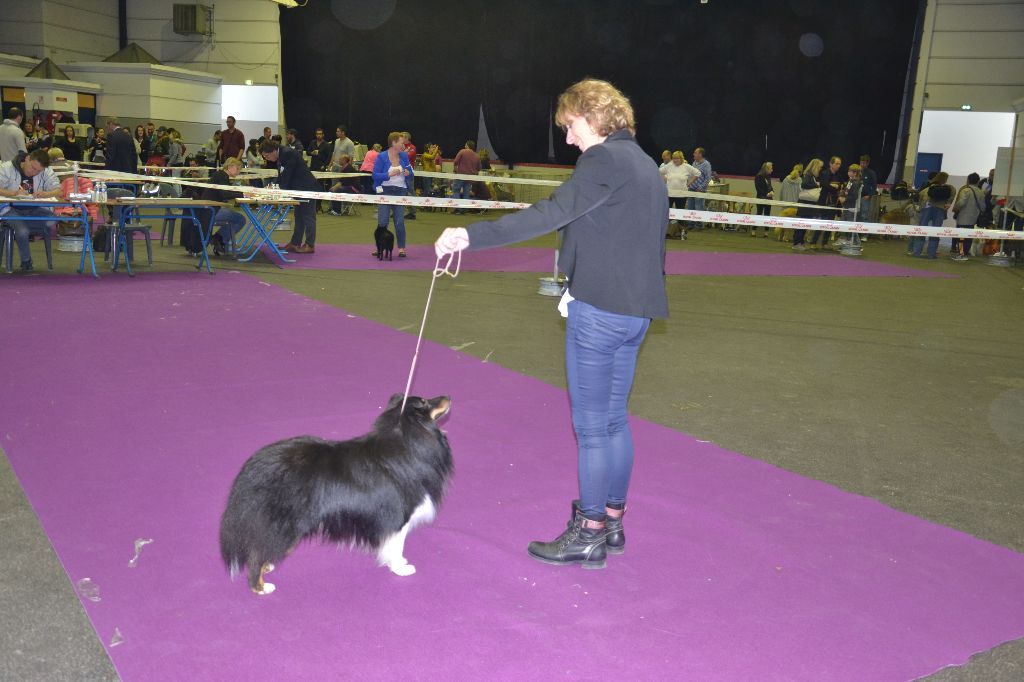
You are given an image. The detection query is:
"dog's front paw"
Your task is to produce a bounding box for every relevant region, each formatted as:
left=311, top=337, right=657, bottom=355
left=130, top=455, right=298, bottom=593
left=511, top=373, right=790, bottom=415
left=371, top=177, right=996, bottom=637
left=388, top=561, right=416, bottom=577
left=254, top=581, right=276, bottom=595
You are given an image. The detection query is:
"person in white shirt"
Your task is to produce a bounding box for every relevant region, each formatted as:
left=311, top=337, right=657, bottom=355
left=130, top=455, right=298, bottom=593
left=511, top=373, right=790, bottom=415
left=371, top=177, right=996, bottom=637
left=660, top=151, right=700, bottom=238
left=0, top=107, right=27, bottom=163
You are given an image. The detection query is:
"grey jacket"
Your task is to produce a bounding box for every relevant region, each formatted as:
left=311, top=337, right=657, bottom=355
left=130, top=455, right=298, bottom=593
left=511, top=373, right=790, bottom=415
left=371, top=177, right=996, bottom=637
left=952, top=185, right=985, bottom=227
left=466, top=129, right=668, bottom=319
left=0, top=119, right=27, bottom=163
left=0, top=155, right=61, bottom=216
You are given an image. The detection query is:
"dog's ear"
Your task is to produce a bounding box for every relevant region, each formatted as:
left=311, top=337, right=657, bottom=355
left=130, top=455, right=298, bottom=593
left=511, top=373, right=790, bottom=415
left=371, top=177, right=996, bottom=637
left=386, top=393, right=404, bottom=411
left=428, top=396, right=451, bottom=421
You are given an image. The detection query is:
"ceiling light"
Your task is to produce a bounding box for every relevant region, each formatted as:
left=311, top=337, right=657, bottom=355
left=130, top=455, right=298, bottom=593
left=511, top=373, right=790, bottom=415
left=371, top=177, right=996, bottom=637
left=960, top=104, right=972, bottom=111
left=268, top=0, right=298, bottom=7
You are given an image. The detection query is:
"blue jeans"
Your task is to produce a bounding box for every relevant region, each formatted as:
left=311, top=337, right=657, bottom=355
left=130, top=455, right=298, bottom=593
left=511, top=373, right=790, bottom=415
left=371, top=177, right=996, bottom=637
left=7, top=207, right=53, bottom=264
left=686, top=194, right=705, bottom=228
left=377, top=185, right=407, bottom=248
left=565, top=299, right=651, bottom=519
left=911, top=205, right=946, bottom=258
left=452, top=179, right=472, bottom=206
left=213, top=208, right=246, bottom=245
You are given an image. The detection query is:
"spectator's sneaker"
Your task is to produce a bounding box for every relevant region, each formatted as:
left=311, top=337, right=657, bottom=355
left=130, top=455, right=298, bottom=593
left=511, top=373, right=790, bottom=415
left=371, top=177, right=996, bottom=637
left=328, top=210, right=342, bottom=216
left=791, top=244, right=807, bottom=251
left=20, top=260, right=33, bottom=272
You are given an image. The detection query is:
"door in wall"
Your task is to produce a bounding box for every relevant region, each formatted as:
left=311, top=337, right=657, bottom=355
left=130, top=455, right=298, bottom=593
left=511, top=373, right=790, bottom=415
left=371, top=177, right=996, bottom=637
left=914, top=152, right=943, bottom=190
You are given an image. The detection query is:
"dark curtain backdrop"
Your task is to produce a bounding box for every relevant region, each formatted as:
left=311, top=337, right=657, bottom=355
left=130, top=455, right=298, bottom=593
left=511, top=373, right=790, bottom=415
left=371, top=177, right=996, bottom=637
left=280, top=0, right=919, bottom=175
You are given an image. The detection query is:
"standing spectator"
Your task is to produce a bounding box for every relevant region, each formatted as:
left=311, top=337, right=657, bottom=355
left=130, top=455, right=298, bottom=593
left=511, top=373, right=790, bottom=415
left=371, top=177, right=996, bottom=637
left=792, top=158, right=823, bottom=251
left=144, top=122, right=157, bottom=157
left=434, top=78, right=668, bottom=568
left=104, top=119, right=140, bottom=229
left=217, top=115, right=245, bottom=164
left=88, top=127, right=107, bottom=163
left=909, top=171, right=954, bottom=259
left=809, top=156, right=842, bottom=249
left=56, top=125, right=83, bottom=162
left=0, top=149, right=62, bottom=270
left=372, top=131, right=414, bottom=257
left=777, top=163, right=803, bottom=242
left=308, top=128, right=331, bottom=172
left=262, top=140, right=319, bottom=253
left=659, top=149, right=671, bottom=170
left=134, top=125, right=146, bottom=163
left=0, top=107, right=27, bottom=162
left=359, top=143, right=381, bottom=172
left=285, top=128, right=304, bottom=154
left=105, top=119, right=138, bottom=175
left=996, top=195, right=1024, bottom=260
left=950, top=172, right=985, bottom=261
left=202, top=129, right=221, bottom=164
left=660, top=151, right=699, bottom=239
left=859, top=154, right=877, bottom=221
left=753, top=161, right=774, bottom=237
left=834, top=163, right=862, bottom=249
left=166, top=129, right=185, bottom=167
left=452, top=140, right=480, bottom=213
left=259, top=126, right=273, bottom=145
left=331, top=124, right=356, bottom=170
left=403, top=131, right=418, bottom=219
left=687, top=146, right=712, bottom=229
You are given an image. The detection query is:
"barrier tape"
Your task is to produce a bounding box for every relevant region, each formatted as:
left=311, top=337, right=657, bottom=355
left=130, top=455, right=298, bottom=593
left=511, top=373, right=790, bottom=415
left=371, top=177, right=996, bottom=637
left=79, top=168, right=1023, bottom=242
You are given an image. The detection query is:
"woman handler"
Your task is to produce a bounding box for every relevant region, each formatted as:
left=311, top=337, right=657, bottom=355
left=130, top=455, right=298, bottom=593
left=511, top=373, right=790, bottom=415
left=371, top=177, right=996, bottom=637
left=435, top=79, right=668, bottom=569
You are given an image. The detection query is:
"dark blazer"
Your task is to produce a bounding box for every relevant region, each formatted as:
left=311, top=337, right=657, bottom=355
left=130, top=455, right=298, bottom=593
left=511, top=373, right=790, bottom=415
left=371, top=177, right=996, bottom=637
left=466, top=129, right=668, bottom=319
left=105, top=126, right=138, bottom=174
left=275, top=145, right=319, bottom=191
left=754, top=174, right=773, bottom=199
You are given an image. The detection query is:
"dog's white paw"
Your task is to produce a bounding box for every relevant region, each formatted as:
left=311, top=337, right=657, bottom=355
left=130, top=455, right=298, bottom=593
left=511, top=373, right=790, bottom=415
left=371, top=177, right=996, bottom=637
left=255, top=581, right=276, bottom=595
left=264, top=563, right=275, bottom=573
left=389, top=561, right=416, bottom=577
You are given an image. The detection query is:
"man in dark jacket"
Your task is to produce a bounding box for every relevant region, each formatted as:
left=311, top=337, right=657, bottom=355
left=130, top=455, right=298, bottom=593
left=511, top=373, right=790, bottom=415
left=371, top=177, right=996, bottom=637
left=104, top=119, right=138, bottom=174
left=261, top=140, right=319, bottom=253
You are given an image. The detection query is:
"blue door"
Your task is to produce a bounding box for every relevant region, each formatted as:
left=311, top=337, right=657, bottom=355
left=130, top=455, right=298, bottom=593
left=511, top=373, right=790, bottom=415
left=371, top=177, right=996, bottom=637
left=914, top=152, right=943, bottom=190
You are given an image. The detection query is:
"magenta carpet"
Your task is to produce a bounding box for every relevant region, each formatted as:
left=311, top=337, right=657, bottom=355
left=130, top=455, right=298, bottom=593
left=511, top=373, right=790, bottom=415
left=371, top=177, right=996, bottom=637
left=1, top=273, right=1019, bottom=681
left=266, top=244, right=955, bottom=278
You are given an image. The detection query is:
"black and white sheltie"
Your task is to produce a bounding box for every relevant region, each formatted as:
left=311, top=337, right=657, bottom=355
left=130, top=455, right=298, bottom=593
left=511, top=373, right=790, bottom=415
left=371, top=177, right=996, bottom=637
left=219, top=394, right=452, bottom=594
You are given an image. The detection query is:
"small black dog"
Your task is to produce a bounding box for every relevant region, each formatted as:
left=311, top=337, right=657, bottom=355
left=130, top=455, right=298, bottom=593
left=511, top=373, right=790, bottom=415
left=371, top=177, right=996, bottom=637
left=219, top=394, right=453, bottom=594
left=374, top=225, right=395, bottom=261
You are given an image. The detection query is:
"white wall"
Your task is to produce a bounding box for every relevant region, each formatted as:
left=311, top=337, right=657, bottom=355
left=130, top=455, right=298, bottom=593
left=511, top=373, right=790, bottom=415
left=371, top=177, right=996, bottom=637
left=222, top=84, right=279, bottom=144
left=0, top=1, right=118, bottom=63
left=906, top=0, right=1024, bottom=179
left=125, top=1, right=282, bottom=87
left=917, top=110, right=1015, bottom=178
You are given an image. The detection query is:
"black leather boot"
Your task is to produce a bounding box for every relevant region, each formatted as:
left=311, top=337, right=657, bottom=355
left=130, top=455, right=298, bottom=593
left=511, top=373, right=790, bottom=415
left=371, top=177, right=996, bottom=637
left=528, top=507, right=606, bottom=569
left=604, top=504, right=625, bottom=554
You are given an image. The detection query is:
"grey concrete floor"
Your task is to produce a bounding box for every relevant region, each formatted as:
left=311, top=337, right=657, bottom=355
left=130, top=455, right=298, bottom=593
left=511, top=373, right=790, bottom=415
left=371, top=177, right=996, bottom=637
left=1, top=210, right=1022, bottom=680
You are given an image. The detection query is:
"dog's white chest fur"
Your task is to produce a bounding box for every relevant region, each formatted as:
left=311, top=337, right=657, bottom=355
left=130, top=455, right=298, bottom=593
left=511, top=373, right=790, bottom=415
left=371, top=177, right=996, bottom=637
left=376, top=495, right=436, bottom=577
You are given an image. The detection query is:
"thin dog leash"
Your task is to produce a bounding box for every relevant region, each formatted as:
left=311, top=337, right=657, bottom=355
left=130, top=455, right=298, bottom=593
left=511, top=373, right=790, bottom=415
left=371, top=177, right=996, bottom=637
left=400, top=250, right=462, bottom=413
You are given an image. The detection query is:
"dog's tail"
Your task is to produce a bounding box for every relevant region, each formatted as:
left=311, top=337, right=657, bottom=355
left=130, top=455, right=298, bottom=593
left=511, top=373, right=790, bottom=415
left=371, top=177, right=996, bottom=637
left=219, top=504, right=249, bottom=578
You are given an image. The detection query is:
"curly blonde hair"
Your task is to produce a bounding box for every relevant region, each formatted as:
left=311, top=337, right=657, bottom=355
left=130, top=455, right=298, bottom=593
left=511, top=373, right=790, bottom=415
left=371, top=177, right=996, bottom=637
left=555, top=78, right=635, bottom=136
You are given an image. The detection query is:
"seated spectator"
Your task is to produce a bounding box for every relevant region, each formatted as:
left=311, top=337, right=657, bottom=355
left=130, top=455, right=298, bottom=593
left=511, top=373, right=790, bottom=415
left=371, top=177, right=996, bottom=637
left=201, top=156, right=248, bottom=256
left=328, top=154, right=360, bottom=216
left=0, top=149, right=63, bottom=270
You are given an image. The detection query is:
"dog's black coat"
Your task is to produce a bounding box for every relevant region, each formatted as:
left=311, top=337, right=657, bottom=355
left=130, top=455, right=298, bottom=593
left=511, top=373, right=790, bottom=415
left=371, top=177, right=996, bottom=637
left=374, top=225, right=395, bottom=261
left=219, top=394, right=452, bottom=592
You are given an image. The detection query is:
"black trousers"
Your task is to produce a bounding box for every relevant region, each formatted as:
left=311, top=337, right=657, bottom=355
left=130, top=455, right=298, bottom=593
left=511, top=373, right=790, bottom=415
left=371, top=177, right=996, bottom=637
left=289, top=199, right=317, bottom=246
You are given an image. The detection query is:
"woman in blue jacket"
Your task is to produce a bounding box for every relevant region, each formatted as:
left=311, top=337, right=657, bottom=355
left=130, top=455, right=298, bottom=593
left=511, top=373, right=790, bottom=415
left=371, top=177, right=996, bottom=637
left=372, top=132, right=414, bottom=257
left=435, top=79, right=668, bottom=570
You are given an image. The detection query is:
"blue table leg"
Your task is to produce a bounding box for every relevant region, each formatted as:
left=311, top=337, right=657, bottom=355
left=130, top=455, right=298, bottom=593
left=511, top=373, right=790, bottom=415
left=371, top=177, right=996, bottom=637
left=76, top=204, right=98, bottom=278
